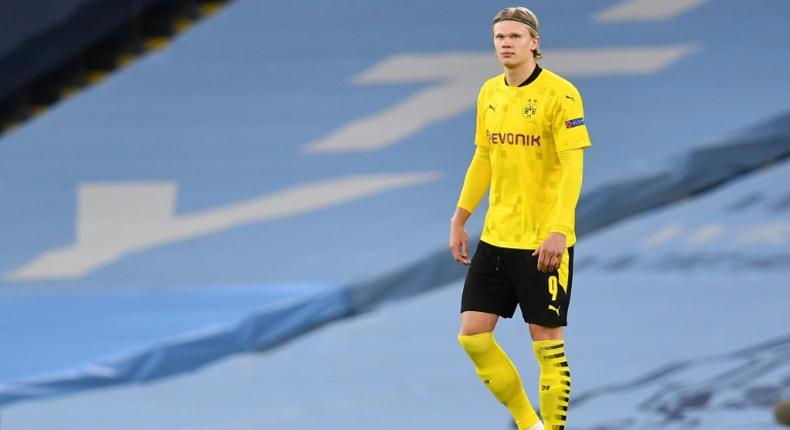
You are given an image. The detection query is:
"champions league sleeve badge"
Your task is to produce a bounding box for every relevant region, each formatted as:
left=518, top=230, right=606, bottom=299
left=565, top=117, right=585, bottom=128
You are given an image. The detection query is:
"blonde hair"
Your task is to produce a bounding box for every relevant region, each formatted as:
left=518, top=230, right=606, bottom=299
left=492, top=7, right=542, bottom=59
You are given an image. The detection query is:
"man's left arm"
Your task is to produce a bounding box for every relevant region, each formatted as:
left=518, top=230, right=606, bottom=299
left=534, top=86, right=590, bottom=272
left=533, top=149, right=584, bottom=272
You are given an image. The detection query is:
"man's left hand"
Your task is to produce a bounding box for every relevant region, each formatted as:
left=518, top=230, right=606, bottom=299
left=532, top=232, right=567, bottom=273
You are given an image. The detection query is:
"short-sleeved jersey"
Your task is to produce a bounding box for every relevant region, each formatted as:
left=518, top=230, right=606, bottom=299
left=475, top=67, right=591, bottom=249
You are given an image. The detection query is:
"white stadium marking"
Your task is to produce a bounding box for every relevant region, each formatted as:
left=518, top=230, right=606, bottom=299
left=595, top=0, right=711, bottom=22
left=736, top=222, right=790, bottom=245
left=687, top=224, right=726, bottom=245
left=303, top=45, right=697, bottom=153
left=5, top=42, right=700, bottom=280
left=643, top=223, right=684, bottom=247
left=4, top=172, right=440, bottom=280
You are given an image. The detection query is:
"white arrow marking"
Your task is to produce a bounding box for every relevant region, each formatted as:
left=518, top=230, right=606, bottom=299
left=5, top=172, right=440, bottom=281
left=687, top=224, right=726, bottom=245
left=303, top=45, right=697, bottom=153
left=595, top=0, right=711, bottom=22
left=642, top=223, right=684, bottom=247
left=736, top=222, right=790, bottom=245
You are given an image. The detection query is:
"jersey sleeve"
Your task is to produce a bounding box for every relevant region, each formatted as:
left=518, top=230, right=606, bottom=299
left=548, top=148, right=584, bottom=238
left=474, top=85, right=489, bottom=149
left=457, top=85, right=492, bottom=213
left=553, top=86, right=591, bottom=152
left=457, top=146, right=491, bottom=213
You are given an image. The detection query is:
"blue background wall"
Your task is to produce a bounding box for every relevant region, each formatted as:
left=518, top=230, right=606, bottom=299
left=0, top=1, right=788, bottom=428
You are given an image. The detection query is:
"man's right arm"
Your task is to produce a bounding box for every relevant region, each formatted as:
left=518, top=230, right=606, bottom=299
left=450, top=84, right=492, bottom=265
left=450, top=146, right=491, bottom=265
left=457, top=145, right=491, bottom=213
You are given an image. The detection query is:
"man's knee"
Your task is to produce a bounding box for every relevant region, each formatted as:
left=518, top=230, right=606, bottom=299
left=528, top=323, right=563, bottom=341
left=459, top=311, right=498, bottom=336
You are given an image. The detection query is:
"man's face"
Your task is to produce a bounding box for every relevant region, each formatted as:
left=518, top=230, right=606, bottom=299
left=493, top=20, right=539, bottom=68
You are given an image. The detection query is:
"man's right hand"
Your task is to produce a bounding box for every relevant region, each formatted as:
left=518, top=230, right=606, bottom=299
left=449, top=222, right=470, bottom=265
left=449, top=208, right=472, bottom=266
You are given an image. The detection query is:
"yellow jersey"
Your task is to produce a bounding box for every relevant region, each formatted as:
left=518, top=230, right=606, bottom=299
left=457, top=66, right=591, bottom=249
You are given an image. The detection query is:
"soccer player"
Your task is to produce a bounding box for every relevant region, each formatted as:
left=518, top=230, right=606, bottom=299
left=449, top=6, right=591, bottom=430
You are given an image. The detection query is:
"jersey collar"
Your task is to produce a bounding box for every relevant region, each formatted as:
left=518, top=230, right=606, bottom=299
left=504, top=64, right=543, bottom=87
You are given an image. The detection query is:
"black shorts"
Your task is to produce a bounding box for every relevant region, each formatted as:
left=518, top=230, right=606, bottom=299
left=461, top=240, right=574, bottom=327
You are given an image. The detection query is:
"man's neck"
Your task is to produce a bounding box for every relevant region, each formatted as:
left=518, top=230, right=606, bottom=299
left=504, top=60, right=536, bottom=87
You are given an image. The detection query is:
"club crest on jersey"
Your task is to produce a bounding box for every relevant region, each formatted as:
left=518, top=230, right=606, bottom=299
left=565, top=117, right=585, bottom=128
left=523, top=99, right=538, bottom=119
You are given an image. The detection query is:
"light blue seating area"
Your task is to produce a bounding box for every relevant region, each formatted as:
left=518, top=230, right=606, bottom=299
left=1, top=1, right=789, bottom=428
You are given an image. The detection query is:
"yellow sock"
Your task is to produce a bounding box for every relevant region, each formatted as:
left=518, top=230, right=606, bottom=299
left=533, top=340, right=571, bottom=430
left=458, top=332, right=540, bottom=430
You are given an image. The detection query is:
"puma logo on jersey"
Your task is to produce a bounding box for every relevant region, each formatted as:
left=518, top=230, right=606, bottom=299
left=548, top=304, right=561, bottom=316
left=565, top=95, right=575, bottom=102
left=488, top=104, right=496, bottom=112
